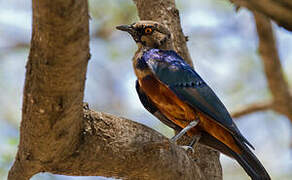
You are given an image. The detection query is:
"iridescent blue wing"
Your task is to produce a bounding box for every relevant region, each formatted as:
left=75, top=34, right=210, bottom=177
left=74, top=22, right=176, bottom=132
left=141, top=49, right=254, bottom=149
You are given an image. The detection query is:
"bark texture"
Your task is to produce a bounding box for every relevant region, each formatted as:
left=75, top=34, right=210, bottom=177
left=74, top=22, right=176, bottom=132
left=45, top=105, right=203, bottom=180
left=8, top=0, right=222, bottom=179
left=9, top=0, right=90, bottom=179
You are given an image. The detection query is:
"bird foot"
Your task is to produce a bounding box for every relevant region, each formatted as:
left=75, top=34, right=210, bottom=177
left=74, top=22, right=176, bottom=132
left=180, top=145, right=195, bottom=153
left=170, top=119, right=199, bottom=143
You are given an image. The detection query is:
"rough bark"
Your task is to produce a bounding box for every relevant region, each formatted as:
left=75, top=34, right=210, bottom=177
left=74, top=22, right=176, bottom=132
left=44, top=105, right=203, bottom=180
left=9, top=0, right=90, bottom=179
left=8, top=0, right=222, bottom=179
left=230, top=0, right=292, bottom=31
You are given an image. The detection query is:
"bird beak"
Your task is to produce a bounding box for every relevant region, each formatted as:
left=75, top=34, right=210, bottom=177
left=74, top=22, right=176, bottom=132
left=116, top=25, right=133, bottom=33
left=116, top=24, right=140, bottom=42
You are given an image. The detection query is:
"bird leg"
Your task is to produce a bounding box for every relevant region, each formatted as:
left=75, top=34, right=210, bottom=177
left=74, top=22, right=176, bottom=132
left=180, top=133, right=202, bottom=153
left=188, top=133, right=201, bottom=148
left=170, top=119, right=199, bottom=143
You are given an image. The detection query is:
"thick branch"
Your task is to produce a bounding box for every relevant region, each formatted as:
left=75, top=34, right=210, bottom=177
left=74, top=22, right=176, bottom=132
left=231, top=101, right=272, bottom=118
left=253, top=12, right=292, bottom=121
left=43, top=106, right=203, bottom=180
left=9, top=0, right=89, bottom=179
left=231, top=0, right=292, bottom=31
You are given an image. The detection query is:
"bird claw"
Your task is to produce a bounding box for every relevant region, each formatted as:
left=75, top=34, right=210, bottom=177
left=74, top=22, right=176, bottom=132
left=180, top=145, right=195, bottom=153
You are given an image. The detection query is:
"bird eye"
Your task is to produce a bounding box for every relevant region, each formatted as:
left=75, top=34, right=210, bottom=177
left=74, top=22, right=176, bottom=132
left=144, top=27, right=153, bottom=34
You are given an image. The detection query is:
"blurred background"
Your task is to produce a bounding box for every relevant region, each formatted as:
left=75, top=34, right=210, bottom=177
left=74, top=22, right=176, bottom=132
left=0, top=0, right=292, bottom=179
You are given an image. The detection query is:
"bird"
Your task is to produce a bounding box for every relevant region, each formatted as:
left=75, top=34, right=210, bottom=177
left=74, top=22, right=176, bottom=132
left=116, top=21, right=271, bottom=180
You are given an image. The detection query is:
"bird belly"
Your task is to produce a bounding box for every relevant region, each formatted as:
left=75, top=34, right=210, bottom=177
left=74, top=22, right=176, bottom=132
left=138, top=75, right=241, bottom=153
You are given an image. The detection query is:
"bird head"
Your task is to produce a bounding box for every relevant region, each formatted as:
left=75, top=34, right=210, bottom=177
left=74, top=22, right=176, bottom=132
left=116, top=21, right=173, bottom=49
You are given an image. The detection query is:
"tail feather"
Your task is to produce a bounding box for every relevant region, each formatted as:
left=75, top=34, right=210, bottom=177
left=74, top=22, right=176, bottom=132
left=199, top=132, right=270, bottom=180
left=233, top=136, right=270, bottom=180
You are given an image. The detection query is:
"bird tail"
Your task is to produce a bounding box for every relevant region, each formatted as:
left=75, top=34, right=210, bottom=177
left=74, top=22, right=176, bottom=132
left=199, top=132, right=271, bottom=180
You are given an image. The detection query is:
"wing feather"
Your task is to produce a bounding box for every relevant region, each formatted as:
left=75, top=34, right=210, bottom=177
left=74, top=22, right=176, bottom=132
left=141, top=48, right=254, bottom=149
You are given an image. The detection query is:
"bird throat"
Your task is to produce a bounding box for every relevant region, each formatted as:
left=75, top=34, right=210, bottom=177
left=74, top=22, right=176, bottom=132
left=132, top=38, right=173, bottom=80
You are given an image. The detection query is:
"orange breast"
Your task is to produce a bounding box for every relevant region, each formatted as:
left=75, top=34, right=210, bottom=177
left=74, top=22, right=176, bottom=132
left=139, top=75, right=197, bottom=129
left=139, top=75, right=241, bottom=153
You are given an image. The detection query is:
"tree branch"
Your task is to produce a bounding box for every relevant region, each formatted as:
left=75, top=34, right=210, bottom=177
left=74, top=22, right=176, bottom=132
left=230, top=0, right=292, bottom=31
left=8, top=0, right=222, bottom=179
left=9, top=0, right=90, bottom=179
left=231, top=101, right=272, bottom=118
left=230, top=12, right=292, bottom=122
left=253, top=12, right=292, bottom=121
left=43, top=105, right=203, bottom=180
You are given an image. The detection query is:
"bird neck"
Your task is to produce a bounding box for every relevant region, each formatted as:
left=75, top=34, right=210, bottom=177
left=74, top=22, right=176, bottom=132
left=132, top=40, right=174, bottom=79
left=157, top=40, right=174, bottom=50
left=132, top=45, right=152, bottom=80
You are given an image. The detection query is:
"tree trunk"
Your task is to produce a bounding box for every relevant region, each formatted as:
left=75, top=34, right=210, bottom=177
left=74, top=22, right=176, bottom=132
left=8, top=0, right=223, bottom=179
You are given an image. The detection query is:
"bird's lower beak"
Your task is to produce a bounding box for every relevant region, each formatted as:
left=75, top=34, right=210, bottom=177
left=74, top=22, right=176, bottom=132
left=116, top=25, right=133, bottom=32
left=116, top=24, right=139, bottom=42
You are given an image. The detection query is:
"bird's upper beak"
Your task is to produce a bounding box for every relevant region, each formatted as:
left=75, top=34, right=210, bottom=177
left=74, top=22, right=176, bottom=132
left=116, top=25, right=132, bottom=32
left=116, top=24, right=139, bottom=42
